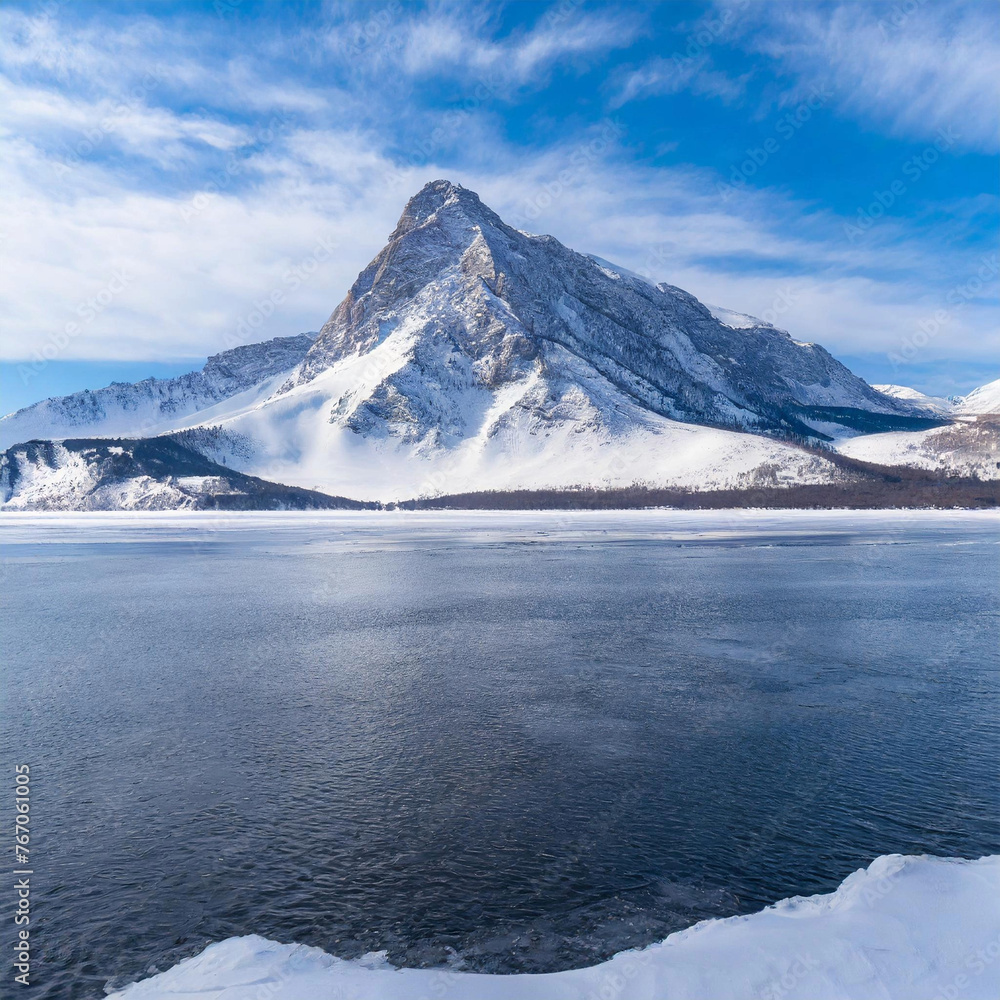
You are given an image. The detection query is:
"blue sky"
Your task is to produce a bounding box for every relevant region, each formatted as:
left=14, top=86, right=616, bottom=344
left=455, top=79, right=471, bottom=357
left=1, top=0, right=997, bottom=414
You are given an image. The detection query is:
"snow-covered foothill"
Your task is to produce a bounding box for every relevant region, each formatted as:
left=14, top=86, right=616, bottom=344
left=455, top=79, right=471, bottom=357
left=108, top=854, right=1000, bottom=1000
left=0, top=438, right=367, bottom=510
left=835, top=416, right=1000, bottom=480
left=0, top=334, right=315, bottom=450
left=873, top=384, right=956, bottom=415
left=957, top=378, right=1000, bottom=415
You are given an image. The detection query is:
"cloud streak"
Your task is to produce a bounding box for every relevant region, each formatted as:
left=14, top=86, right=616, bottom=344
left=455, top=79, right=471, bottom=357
left=732, top=0, right=1000, bottom=152
left=398, top=4, right=645, bottom=89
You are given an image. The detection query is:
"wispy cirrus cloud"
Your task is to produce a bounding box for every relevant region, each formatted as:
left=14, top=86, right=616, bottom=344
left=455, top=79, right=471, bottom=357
left=610, top=54, right=747, bottom=107
left=610, top=0, right=751, bottom=108
left=0, top=77, right=249, bottom=169
left=0, top=4, right=155, bottom=80
left=375, top=3, right=647, bottom=92
left=0, top=5, right=330, bottom=116
left=731, top=0, right=1000, bottom=151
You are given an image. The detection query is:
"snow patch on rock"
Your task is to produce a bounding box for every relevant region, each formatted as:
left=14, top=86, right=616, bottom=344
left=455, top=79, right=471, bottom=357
left=706, top=303, right=772, bottom=330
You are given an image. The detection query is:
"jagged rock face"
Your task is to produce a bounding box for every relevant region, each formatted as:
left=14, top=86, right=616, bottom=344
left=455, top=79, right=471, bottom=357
left=290, top=180, right=915, bottom=442
left=0, top=334, right=315, bottom=449
left=198, top=333, right=316, bottom=392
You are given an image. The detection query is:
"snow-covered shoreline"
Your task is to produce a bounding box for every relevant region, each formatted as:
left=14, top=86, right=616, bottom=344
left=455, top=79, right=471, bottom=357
left=109, top=854, right=1000, bottom=1000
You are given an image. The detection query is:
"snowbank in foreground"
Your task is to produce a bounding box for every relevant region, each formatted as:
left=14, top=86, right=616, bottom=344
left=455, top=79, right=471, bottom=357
left=109, top=854, right=1000, bottom=1000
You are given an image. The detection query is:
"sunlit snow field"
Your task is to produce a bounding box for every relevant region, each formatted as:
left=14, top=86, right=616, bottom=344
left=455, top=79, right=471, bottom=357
left=1, top=510, right=998, bottom=998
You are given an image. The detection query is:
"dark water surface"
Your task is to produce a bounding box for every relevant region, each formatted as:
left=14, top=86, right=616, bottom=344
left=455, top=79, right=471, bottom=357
left=2, top=511, right=998, bottom=999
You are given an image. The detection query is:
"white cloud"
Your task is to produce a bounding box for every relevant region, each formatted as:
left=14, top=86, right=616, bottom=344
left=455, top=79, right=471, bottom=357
left=733, top=0, right=1000, bottom=152
left=0, top=129, right=427, bottom=363
left=0, top=5, right=333, bottom=120
left=396, top=5, right=645, bottom=90
left=0, top=78, right=249, bottom=168
left=611, top=54, right=747, bottom=107
left=0, top=5, right=158, bottom=80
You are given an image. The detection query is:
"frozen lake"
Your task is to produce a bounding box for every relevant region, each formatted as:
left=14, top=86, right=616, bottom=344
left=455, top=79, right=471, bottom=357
left=2, top=510, right=998, bottom=998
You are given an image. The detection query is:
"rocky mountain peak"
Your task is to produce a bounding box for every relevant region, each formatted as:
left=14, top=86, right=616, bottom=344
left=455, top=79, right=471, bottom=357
left=288, top=181, right=925, bottom=441
left=390, top=179, right=504, bottom=241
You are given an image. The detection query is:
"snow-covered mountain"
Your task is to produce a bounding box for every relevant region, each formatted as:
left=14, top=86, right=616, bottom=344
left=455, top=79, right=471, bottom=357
left=872, top=384, right=955, bottom=415
left=147, top=180, right=937, bottom=502
left=2, top=181, right=993, bottom=508
left=872, top=379, right=1000, bottom=417
left=290, top=181, right=916, bottom=437
left=0, top=334, right=314, bottom=450
left=835, top=416, right=999, bottom=480
left=957, top=378, right=1000, bottom=415
left=837, top=380, right=999, bottom=479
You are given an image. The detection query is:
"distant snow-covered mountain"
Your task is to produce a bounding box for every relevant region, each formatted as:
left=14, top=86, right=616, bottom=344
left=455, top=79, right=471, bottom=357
left=1, top=181, right=994, bottom=509
left=0, top=334, right=315, bottom=450
left=872, top=384, right=956, bottom=416
left=872, top=379, right=1000, bottom=418
left=957, top=378, right=1000, bottom=415
left=837, top=379, right=999, bottom=478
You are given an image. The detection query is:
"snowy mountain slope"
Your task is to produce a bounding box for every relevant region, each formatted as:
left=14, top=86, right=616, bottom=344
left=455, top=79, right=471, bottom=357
left=957, top=377, right=1000, bottom=414
left=0, top=334, right=315, bottom=450
left=0, top=437, right=370, bottom=511
left=199, top=324, right=845, bottom=503
left=872, top=383, right=955, bottom=415
left=835, top=415, right=1000, bottom=480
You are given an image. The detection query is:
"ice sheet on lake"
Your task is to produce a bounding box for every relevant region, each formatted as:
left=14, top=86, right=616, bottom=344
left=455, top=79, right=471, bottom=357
left=109, top=853, right=1000, bottom=1000
left=2, top=508, right=998, bottom=552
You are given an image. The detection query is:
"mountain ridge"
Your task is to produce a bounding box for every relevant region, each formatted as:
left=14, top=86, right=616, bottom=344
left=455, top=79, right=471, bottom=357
left=1, top=180, right=996, bottom=508
left=0, top=333, right=315, bottom=450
